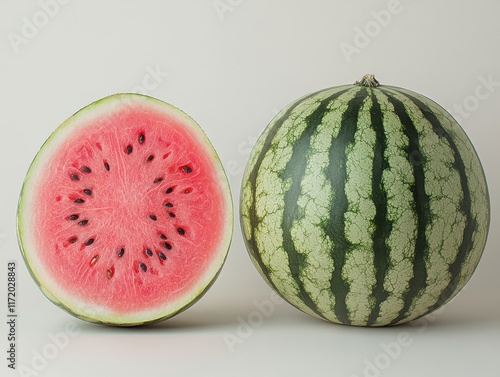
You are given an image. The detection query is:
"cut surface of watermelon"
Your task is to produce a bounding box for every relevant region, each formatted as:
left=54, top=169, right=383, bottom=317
left=17, top=94, right=233, bottom=325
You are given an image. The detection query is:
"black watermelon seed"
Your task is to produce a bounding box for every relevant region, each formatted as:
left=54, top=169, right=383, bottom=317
left=168, top=212, right=176, bottom=218
left=177, top=228, right=185, bottom=235
left=74, top=198, right=85, bottom=204
left=159, top=234, right=167, bottom=239
left=153, top=177, right=163, bottom=184
left=164, top=202, right=173, bottom=208
left=149, top=214, right=158, bottom=221
left=165, top=187, right=174, bottom=194
left=146, top=155, right=154, bottom=162
left=145, top=248, right=153, bottom=257
left=78, top=220, right=89, bottom=226
left=181, top=166, right=193, bottom=173
left=70, top=173, right=80, bottom=181
left=104, top=161, right=110, bottom=171
left=118, top=248, right=125, bottom=257
left=139, top=263, right=147, bottom=272
left=126, top=145, right=133, bottom=154
left=85, top=238, right=95, bottom=246
left=139, top=133, right=145, bottom=144
left=68, top=236, right=78, bottom=244
left=163, top=242, right=172, bottom=250
left=81, top=166, right=92, bottom=173
left=158, top=252, right=167, bottom=261
left=83, top=189, right=92, bottom=196
left=90, top=255, right=99, bottom=266
left=68, top=214, right=79, bottom=221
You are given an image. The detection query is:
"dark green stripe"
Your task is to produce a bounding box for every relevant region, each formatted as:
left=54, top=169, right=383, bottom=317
left=280, top=89, right=351, bottom=319
left=243, top=88, right=343, bottom=297
left=400, top=92, right=479, bottom=313
left=381, top=90, right=430, bottom=326
left=366, top=91, right=391, bottom=326
left=325, top=89, right=369, bottom=325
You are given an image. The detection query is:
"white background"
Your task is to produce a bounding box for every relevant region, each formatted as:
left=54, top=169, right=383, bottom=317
left=1, top=1, right=499, bottom=376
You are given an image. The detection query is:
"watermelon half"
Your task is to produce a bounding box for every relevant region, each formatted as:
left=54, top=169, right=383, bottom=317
left=240, top=74, right=490, bottom=326
left=17, top=94, right=233, bottom=326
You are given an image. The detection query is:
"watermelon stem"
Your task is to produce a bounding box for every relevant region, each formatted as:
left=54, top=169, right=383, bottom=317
left=355, top=74, right=380, bottom=87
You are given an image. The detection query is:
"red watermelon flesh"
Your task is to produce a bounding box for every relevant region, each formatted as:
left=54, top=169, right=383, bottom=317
left=17, top=94, right=233, bottom=325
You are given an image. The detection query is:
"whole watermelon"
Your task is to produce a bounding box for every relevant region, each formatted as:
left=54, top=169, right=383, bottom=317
left=240, top=75, right=490, bottom=326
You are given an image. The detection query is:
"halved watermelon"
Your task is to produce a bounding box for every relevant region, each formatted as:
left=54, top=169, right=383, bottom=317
left=17, top=93, right=233, bottom=326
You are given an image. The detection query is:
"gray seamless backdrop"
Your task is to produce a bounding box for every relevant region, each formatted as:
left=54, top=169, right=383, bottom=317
left=1, top=1, right=499, bottom=377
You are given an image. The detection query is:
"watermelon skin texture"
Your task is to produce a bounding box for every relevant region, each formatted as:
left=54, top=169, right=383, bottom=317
left=240, top=78, right=490, bottom=326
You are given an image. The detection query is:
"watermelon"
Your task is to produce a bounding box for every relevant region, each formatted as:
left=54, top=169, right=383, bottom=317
left=240, top=74, right=490, bottom=326
left=17, top=93, right=233, bottom=326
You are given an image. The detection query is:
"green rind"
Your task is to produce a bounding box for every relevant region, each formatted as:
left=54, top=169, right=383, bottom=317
left=17, top=93, right=233, bottom=326
left=241, top=82, right=490, bottom=326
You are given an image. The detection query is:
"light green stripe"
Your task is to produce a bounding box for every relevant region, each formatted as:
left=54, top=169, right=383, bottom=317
left=341, top=93, right=378, bottom=325
left=374, top=90, right=417, bottom=324
left=251, top=89, right=343, bottom=317
left=416, top=92, right=489, bottom=300
left=290, top=88, right=360, bottom=322
left=383, top=89, right=465, bottom=321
